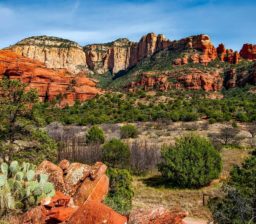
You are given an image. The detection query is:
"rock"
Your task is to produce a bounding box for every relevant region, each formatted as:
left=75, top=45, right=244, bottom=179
left=8, top=36, right=87, bottom=74
left=64, top=162, right=91, bottom=196
left=85, top=33, right=171, bottom=74
left=59, top=159, right=70, bottom=172
left=20, top=206, right=47, bottom=224
left=46, top=207, right=77, bottom=222
left=73, top=173, right=109, bottom=206
left=176, top=69, right=223, bottom=91
left=240, top=44, right=256, bottom=60
left=42, top=191, right=71, bottom=208
left=129, top=208, right=188, bottom=224
left=217, top=44, right=240, bottom=64
left=37, top=161, right=66, bottom=192
left=129, top=69, right=223, bottom=92
left=128, top=72, right=170, bottom=92
left=21, top=191, right=77, bottom=224
left=67, top=200, right=128, bottom=224
left=0, top=50, right=102, bottom=106
left=170, top=34, right=217, bottom=65
left=224, top=63, right=256, bottom=88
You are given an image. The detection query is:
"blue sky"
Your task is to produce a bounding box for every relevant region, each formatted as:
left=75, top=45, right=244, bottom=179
left=0, top=0, right=255, bottom=50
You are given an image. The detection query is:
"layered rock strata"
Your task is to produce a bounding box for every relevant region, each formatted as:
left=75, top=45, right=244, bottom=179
left=0, top=50, right=101, bottom=106
left=8, top=36, right=87, bottom=74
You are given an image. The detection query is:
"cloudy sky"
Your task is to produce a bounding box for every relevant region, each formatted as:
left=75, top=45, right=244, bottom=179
left=0, top=0, right=255, bottom=50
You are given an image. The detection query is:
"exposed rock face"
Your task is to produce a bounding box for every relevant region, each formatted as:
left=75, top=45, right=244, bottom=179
left=176, top=69, right=223, bottom=91
left=20, top=160, right=127, bottom=224
left=217, top=43, right=240, bottom=64
left=8, top=36, right=87, bottom=74
left=0, top=50, right=101, bottom=106
left=85, top=33, right=171, bottom=74
left=84, top=38, right=135, bottom=74
left=8, top=33, right=171, bottom=75
left=171, top=34, right=217, bottom=65
left=128, top=69, right=223, bottom=92
left=129, top=207, right=188, bottom=224
left=67, top=200, right=127, bottom=224
left=240, top=44, right=256, bottom=60
left=129, top=72, right=170, bottom=92
left=36, top=160, right=109, bottom=202
left=224, top=63, right=256, bottom=88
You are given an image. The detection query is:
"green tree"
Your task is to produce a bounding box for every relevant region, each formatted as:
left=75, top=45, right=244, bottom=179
left=86, top=125, right=105, bottom=144
left=102, top=139, right=130, bottom=169
left=0, top=79, right=57, bottom=164
left=120, top=124, right=138, bottom=139
left=104, top=168, right=133, bottom=214
left=209, top=150, right=256, bottom=224
left=158, top=134, right=222, bottom=188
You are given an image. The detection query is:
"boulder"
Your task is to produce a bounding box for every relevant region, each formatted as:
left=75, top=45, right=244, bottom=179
left=36, top=160, right=66, bottom=192
left=64, top=162, right=91, bottom=196
left=73, top=173, right=109, bottom=206
left=20, top=191, right=77, bottom=224
left=67, top=200, right=128, bottom=224
left=129, top=208, right=188, bottom=224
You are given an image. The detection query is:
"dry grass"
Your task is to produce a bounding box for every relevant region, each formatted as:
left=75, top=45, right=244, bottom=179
left=131, top=148, right=251, bottom=221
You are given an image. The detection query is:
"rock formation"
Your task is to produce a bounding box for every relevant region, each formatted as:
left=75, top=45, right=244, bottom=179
left=224, top=63, right=256, bottom=88
left=240, top=44, right=256, bottom=60
left=85, top=33, right=171, bottom=74
left=128, top=69, right=223, bottom=92
left=18, top=160, right=189, bottom=224
left=0, top=50, right=102, bottom=106
left=128, top=72, right=170, bottom=92
left=216, top=43, right=240, bottom=64
left=6, top=33, right=256, bottom=77
left=176, top=69, right=223, bottom=91
left=20, top=160, right=127, bottom=224
left=170, top=34, right=217, bottom=65
left=7, top=36, right=87, bottom=74
left=8, top=33, right=171, bottom=75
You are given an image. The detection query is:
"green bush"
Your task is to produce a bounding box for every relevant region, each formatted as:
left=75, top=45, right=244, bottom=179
left=209, top=151, right=256, bottom=224
left=86, top=126, right=105, bottom=144
left=120, top=125, right=138, bottom=139
left=158, top=134, right=222, bottom=188
left=104, top=168, right=133, bottom=214
left=0, top=161, right=55, bottom=216
left=0, top=79, right=57, bottom=164
left=102, top=139, right=130, bottom=169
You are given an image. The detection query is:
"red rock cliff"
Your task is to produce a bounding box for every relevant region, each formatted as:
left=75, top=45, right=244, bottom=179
left=0, top=50, right=102, bottom=106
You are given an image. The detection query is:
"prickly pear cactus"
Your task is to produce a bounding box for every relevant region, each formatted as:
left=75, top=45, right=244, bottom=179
left=0, top=161, right=55, bottom=215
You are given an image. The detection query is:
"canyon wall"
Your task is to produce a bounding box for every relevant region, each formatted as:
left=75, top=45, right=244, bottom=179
left=8, top=36, right=87, bottom=74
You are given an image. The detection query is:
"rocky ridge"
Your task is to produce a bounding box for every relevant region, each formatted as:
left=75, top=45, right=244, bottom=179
left=7, top=36, right=87, bottom=74
left=0, top=50, right=102, bottom=106
left=8, top=33, right=172, bottom=74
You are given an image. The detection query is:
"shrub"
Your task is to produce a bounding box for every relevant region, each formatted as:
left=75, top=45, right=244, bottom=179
left=0, top=161, right=55, bottom=216
left=209, top=151, right=256, bottom=224
left=102, top=139, right=130, bottom=169
left=104, top=168, right=133, bottom=214
left=0, top=79, right=57, bottom=164
left=120, top=125, right=138, bottom=139
left=158, top=134, right=222, bottom=188
left=86, top=126, right=105, bottom=144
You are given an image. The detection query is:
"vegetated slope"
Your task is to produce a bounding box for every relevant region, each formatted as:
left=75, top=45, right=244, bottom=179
left=108, top=35, right=255, bottom=92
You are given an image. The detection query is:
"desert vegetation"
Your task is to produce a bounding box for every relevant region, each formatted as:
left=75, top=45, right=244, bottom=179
left=0, top=79, right=255, bottom=223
